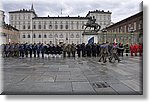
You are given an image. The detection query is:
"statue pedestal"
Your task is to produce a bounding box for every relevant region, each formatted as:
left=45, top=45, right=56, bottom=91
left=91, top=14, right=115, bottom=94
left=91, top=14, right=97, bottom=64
left=82, top=32, right=98, bottom=44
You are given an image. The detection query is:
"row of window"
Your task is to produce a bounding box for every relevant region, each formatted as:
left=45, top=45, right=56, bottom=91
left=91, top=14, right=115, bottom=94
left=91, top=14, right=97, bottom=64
left=108, top=20, right=142, bottom=33
left=11, top=14, right=31, bottom=20
left=22, top=34, right=80, bottom=38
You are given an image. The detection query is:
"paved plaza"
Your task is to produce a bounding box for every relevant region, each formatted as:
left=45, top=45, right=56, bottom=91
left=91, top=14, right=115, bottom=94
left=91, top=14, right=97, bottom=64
left=1, top=55, right=143, bottom=95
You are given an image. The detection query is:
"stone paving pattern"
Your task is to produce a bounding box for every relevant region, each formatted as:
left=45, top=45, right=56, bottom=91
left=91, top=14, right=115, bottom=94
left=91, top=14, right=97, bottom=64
left=2, top=56, right=143, bottom=95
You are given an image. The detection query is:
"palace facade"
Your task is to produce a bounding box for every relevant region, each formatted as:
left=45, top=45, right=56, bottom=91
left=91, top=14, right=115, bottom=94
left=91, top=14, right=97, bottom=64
left=9, top=4, right=112, bottom=44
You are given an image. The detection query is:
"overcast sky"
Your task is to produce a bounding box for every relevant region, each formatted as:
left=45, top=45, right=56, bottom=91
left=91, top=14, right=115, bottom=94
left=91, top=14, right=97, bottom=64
left=1, top=0, right=142, bottom=24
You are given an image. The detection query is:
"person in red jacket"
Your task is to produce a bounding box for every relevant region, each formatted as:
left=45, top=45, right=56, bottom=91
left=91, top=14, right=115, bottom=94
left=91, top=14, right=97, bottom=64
left=130, top=44, right=134, bottom=56
left=133, top=43, right=138, bottom=56
left=139, top=43, right=143, bottom=56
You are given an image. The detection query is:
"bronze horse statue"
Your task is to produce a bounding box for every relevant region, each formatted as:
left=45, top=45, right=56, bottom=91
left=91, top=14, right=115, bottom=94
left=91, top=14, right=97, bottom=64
left=82, top=17, right=101, bottom=32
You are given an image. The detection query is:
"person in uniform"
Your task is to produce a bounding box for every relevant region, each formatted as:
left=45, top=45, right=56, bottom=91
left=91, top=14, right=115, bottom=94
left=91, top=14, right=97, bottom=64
left=81, top=43, right=86, bottom=57
left=19, top=44, right=25, bottom=58
left=71, top=43, right=76, bottom=57
left=40, top=43, right=45, bottom=58
left=109, top=43, right=121, bottom=63
left=133, top=43, right=138, bottom=56
left=66, top=44, right=71, bottom=57
left=76, top=44, right=81, bottom=57
left=37, top=43, right=41, bottom=58
left=29, top=44, right=33, bottom=58
left=130, top=44, right=134, bottom=56
left=32, top=43, right=37, bottom=58
left=125, top=43, right=129, bottom=56
left=86, top=44, right=91, bottom=57
left=24, top=43, right=29, bottom=58
left=92, top=43, right=97, bottom=57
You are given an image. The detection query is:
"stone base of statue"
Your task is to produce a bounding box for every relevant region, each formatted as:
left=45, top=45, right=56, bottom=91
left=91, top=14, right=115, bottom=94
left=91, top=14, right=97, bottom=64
left=82, top=31, right=99, bottom=44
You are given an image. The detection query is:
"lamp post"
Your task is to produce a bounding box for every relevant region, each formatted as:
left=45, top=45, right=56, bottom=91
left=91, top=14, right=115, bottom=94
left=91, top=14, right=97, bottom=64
left=129, top=27, right=134, bottom=44
left=102, top=29, right=107, bottom=43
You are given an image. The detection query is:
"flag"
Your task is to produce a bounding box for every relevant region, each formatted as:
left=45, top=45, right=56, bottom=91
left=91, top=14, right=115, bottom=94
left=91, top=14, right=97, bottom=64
left=88, top=37, right=94, bottom=44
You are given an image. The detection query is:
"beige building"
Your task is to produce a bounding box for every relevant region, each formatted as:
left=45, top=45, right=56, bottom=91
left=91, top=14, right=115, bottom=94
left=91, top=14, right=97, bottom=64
left=9, top=4, right=112, bottom=44
left=0, top=10, right=19, bottom=44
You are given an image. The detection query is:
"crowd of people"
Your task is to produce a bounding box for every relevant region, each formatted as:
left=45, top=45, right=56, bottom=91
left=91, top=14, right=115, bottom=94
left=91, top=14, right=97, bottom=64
left=0, top=42, right=143, bottom=63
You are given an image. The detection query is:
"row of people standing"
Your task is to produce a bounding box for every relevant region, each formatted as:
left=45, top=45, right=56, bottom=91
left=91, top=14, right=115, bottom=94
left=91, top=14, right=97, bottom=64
left=1, top=43, right=63, bottom=58
left=1, top=42, right=143, bottom=58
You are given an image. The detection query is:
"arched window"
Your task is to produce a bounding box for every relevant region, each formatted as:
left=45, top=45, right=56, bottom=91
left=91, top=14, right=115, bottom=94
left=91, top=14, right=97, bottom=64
left=28, top=34, right=30, bottom=38
left=39, top=34, right=41, bottom=38
left=44, top=34, right=47, bottom=38
left=23, top=34, right=26, bottom=38
left=33, top=34, right=36, bottom=38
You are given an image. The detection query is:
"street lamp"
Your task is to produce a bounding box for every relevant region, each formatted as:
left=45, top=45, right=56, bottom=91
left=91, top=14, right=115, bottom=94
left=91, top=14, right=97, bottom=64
left=129, top=27, right=134, bottom=44
left=101, top=29, right=107, bottom=43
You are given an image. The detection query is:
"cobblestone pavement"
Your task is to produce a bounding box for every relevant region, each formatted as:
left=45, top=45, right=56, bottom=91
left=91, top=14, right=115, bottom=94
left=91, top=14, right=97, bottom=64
left=1, top=55, right=143, bottom=95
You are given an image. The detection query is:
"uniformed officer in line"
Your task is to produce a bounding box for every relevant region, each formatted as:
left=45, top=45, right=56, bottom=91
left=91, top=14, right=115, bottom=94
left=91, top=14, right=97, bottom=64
left=32, top=43, right=37, bottom=58
left=14, top=43, right=19, bottom=57
left=36, top=43, right=41, bottom=58
left=71, top=43, right=76, bottom=57
left=40, top=43, right=45, bottom=58
left=92, top=43, right=97, bottom=57
left=51, top=44, right=55, bottom=57
left=57, top=44, right=63, bottom=57
left=109, top=43, right=121, bottom=62
left=62, top=43, right=67, bottom=58
left=81, top=43, right=86, bottom=57
left=19, top=44, right=25, bottom=58
left=99, top=43, right=105, bottom=62
left=76, top=44, right=81, bottom=57
left=86, top=44, right=92, bottom=57
left=29, top=43, right=33, bottom=58
left=98, top=42, right=110, bottom=63
left=124, top=43, right=129, bottom=56
left=96, top=44, right=100, bottom=57
left=24, top=43, right=29, bottom=57
left=66, top=44, right=71, bottom=57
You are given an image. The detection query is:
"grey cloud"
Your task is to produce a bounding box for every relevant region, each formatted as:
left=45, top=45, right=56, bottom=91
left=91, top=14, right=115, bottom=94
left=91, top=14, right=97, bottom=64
left=1, top=0, right=142, bottom=23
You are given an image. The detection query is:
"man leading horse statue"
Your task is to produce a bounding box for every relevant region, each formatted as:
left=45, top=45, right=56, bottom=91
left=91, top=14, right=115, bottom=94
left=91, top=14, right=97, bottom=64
left=82, top=16, right=101, bottom=33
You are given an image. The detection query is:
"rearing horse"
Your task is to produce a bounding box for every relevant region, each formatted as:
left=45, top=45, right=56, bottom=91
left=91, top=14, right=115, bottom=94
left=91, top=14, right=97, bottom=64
left=82, top=22, right=101, bottom=33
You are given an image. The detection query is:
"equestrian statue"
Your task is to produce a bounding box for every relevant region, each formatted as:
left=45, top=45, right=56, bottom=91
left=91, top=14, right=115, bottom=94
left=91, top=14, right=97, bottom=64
left=82, top=16, right=101, bottom=33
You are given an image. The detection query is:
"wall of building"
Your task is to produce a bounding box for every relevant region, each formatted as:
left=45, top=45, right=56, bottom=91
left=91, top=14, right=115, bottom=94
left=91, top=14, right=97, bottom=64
left=105, top=11, right=143, bottom=44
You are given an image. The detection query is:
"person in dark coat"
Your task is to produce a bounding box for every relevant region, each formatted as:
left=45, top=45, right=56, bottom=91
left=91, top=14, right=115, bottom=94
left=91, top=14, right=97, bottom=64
left=76, top=44, right=81, bottom=57
left=32, top=43, right=37, bottom=58
left=71, top=43, right=76, bottom=57
left=37, top=43, right=41, bottom=58
left=40, top=43, right=45, bottom=58
left=29, top=44, right=33, bottom=58
left=81, top=43, right=86, bottom=57
left=92, top=43, right=97, bottom=57
left=24, top=43, right=29, bottom=57
left=86, top=44, right=91, bottom=57
left=124, top=43, right=129, bottom=56
left=19, top=44, right=24, bottom=58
